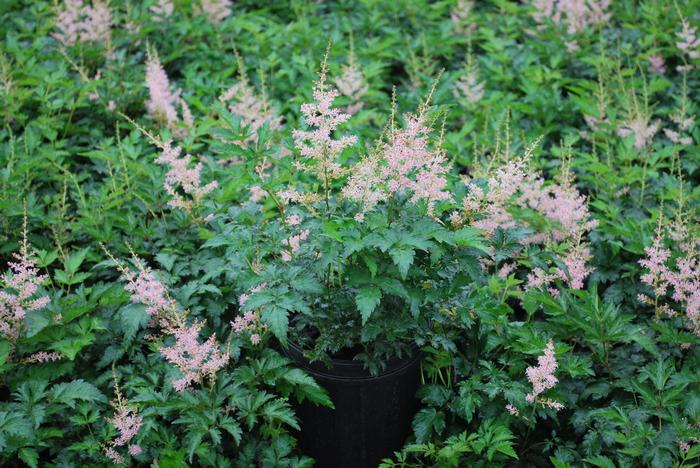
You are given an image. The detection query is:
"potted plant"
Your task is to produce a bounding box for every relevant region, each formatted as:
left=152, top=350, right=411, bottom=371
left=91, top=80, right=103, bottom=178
left=206, top=53, right=490, bottom=467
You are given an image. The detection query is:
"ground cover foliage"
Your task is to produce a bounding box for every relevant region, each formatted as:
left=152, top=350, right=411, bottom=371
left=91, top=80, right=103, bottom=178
left=1, top=0, right=700, bottom=466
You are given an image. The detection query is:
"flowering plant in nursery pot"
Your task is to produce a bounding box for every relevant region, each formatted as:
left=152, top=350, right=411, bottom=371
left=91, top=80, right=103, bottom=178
left=206, top=58, right=490, bottom=466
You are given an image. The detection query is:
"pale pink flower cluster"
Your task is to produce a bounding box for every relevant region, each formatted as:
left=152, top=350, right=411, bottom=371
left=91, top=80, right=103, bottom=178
left=160, top=321, right=230, bottom=391
left=231, top=310, right=267, bottom=345
left=122, top=264, right=178, bottom=325
left=458, top=157, right=597, bottom=291
left=648, top=55, right=666, bottom=75
left=638, top=226, right=700, bottom=336
left=531, top=0, right=610, bottom=35
left=155, top=141, right=218, bottom=213
left=120, top=257, right=230, bottom=391
left=505, top=403, right=520, bottom=416
left=343, top=112, right=451, bottom=217
left=0, top=246, right=50, bottom=343
left=23, top=351, right=63, bottom=364
left=197, top=0, right=232, bottom=25
left=219, top=80, right=284, bottom=148
left=453, top=67, right=485, bottom=104
left=450, top=0, right=476, bottom=34
left=517, top=176, right=598, bottom=246
left=54, top=0, right=112, bottom=46
left=249, top=185, right=267, bottom=203
left=525, top=340, right=563, bottom=410
left=334, top=59, right=369, bottom=115
left=145, top=51, right=193, bottom=136
left=664, top=113, right=695, bottom=146
left=617, top=117, right=660, bottom=149
left=677, top=22, right=700, bottom=60
left=150, top=0, right=174, bottom=22
left=104, top=386, right=143, bottom=465
left=459, top=159, right=528, bottom=233
left=293, top=70, right=357, bottom=183
left=286, top=214, right=303, bottom=226
left=281, top=229, right=310, bottom=262
left=104, top=447, right=125, bottom=465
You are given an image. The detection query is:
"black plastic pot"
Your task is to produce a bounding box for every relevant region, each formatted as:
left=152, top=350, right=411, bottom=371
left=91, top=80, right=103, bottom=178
left=285, top=341, right=421, bottom=468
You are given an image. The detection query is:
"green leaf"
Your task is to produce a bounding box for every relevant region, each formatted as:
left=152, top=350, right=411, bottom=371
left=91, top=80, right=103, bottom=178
left=412, top=408, right=445, bottom=444
left=454, top=228, right=490, bottom=254
left=389, top=247, right=415, bottom=279
left=262, top=305, right=289, bottom=346
left=64, top=248, right=90, bottom=275
left=19, top=448, right=39, bottom=468
left=50, top=380, right=107, bottom=407
left=282, top=368, right=333, bottom=408
left=120, top=303, right=149, bottom=340
left=220, top=417, right=242, bottom=445
left=356, top=286, right=382, bottom=324
left=361, top=254, right=378, bottom=277
left=156, top=253, right=178, bottom=271
left=584, top=455, right=617, bottom=468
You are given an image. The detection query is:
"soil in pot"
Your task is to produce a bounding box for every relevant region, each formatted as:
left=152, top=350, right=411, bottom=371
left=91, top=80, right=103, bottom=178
left=285, top=341, right=421, bottom=468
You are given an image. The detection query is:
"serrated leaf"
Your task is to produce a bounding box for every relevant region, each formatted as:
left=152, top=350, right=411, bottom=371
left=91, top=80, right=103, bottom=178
left=19, top=448, right=39, bottom=468
left=356, top=286, right=382, bottom=324
left=120, top=303, right=149, bottom=340
left=262, top=304, right=289, bottom=346
left=412, top=408, right=445, bottom=444
left=50, top=380, right=107, bottom=408
left=389, top=247, right=414, bottom=279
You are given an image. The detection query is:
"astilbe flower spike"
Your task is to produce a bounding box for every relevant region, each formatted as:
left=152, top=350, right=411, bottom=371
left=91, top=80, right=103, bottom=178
left=525, top=340, right=564, bottom=410
left=334, top=49, right=369, bottom=115
left=343, top=86, right=452, bottom=218
left=160, top=321, right=231, bottom=391
left=104, top=373, right=143, bottom=465
left=145, top=48, right=192, bottom=137
left=532, top=0, right=610, bottom=35
left=198, top=0, right=232, bottom=25
left=457, top=146, right=597, bottom=292
left=453, top=61, right=485, bottom=104
left=648, top=55, right=666, bottom=75
left=617, top=116, right=660, bottom=150
left=0, top=235, right=50, bottom=345
left=54, top=0, right=112, bottom=47
left=292, top=50, right=357, bottom=195
left=450, top=0, right=476, bottom=34
left=677, top=21, right=700, bottom=60
left=638, top=218, right=700, bottom=337
left=150, top=0, right=174, bottom=22
left=219, top=73, right=283, bottom=149
left=155, top=141, right=218, bottom=214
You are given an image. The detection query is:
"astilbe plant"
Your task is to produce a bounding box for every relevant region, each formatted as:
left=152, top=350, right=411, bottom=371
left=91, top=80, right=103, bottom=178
left=111, top=251, right=229, bottom=391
